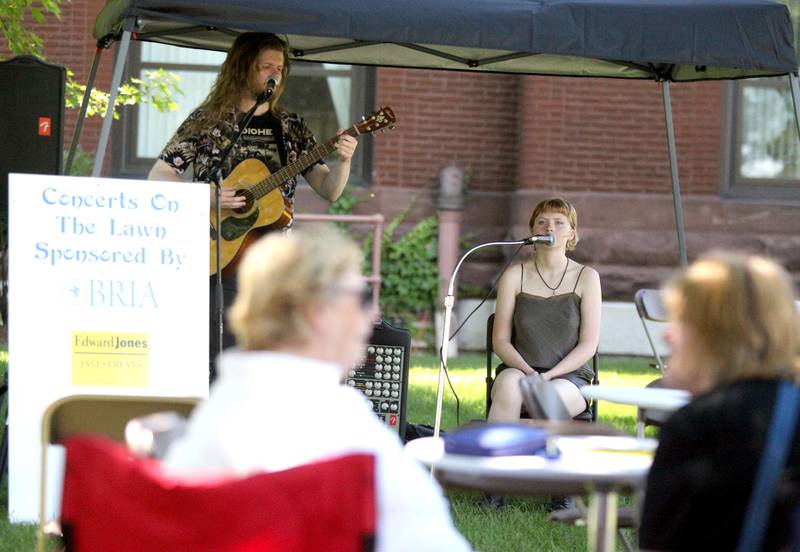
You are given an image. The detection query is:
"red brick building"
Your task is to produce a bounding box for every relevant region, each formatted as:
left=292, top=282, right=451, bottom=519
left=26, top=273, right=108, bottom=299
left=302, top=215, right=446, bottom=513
left=10, top=0, right=800, bottom=299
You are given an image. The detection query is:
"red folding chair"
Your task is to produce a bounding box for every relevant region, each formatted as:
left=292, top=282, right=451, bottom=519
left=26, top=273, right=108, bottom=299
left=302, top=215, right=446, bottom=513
left=58, top=436, right=376, bottom=552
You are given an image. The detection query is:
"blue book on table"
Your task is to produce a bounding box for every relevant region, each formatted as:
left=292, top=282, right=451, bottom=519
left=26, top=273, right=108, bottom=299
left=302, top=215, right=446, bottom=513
left=444, top=424, right=552, bottom=457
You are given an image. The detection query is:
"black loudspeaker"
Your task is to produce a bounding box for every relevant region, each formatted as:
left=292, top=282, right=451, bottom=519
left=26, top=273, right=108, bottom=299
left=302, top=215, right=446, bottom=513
left=348, top=320, right=411, bottom=437
left=0, top=56, right=66, bottom=217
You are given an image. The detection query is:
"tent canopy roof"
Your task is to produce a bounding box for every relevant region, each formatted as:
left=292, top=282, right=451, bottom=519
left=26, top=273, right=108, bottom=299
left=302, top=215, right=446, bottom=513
left=94, top=0, right=798, bottom=82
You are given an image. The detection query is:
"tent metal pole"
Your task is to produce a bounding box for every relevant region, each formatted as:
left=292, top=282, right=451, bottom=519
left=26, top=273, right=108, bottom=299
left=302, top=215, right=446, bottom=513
left=661, top=81, right=688, bottom=269
left=64, top=46, right=103, bottom=175
left=789, top=73, right=800, bottom=145
left=91, top=18, right=134, bottom=177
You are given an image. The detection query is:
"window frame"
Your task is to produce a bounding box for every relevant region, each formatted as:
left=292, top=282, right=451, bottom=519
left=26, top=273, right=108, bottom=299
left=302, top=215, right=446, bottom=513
left=721, top=0, right=800, bottom=201
left=721, top=78, right=800, bottom=202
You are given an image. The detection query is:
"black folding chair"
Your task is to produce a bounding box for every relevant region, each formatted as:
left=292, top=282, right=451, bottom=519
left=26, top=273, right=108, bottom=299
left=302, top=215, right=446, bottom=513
left=633, top=289, right=672, bottom=438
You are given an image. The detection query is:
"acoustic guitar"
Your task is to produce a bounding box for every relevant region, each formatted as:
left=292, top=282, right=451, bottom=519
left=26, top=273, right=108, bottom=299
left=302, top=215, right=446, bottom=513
left=209, top=106, right=396, bottom=276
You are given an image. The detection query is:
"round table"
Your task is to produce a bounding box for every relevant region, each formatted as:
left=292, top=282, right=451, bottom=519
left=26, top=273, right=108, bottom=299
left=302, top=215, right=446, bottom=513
left=581, top=385, right=690, bottom=411
left=581, top=385, right=691, bottom=438
left=406, top=434, right=655, bottom=552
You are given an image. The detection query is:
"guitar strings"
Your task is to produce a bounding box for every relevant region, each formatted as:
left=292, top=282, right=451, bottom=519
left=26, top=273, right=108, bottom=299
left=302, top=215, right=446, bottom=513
left=249, top=131, right=351, bottom=198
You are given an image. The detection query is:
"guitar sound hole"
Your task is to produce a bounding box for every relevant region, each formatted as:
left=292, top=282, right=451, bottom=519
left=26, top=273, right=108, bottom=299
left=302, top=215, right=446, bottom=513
left=232, top=189, right=255, bottom=214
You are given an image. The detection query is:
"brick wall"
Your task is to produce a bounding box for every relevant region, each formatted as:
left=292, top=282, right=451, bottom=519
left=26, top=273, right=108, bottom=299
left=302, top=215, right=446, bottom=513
left=516, top=77, right=722, bottom=196
left=372, top=68, right=723, bottom=197
left=373, top=68, right=521, bottom=191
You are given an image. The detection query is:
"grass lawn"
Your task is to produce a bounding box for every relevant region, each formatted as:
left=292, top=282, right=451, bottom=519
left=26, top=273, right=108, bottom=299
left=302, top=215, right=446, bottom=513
left=0, top=353, right=660, bottom=552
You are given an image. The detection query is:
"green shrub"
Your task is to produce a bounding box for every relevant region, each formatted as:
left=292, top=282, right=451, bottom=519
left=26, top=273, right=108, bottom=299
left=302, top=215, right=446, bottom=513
left=329, top=190, right=439, bottom=340
left=367, top=213, right=438, bottom=326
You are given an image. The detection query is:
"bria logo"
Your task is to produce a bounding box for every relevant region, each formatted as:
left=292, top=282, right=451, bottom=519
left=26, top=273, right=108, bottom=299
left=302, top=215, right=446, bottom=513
left=89, top=280, right=158, bottom=308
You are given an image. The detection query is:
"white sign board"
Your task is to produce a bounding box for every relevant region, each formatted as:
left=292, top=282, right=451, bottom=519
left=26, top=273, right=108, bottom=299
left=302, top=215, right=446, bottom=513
left=8, top=174, right=209, bottom=522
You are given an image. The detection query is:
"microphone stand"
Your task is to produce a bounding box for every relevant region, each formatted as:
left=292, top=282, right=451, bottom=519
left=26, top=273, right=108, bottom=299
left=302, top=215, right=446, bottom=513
left=211, top=87, right=274, bottom=365
left=433, top=237, right=537, bottom=439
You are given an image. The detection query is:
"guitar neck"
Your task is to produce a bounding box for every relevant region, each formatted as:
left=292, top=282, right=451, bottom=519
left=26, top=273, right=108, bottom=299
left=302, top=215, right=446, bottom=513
left=251, top=126, right=358, bottom=200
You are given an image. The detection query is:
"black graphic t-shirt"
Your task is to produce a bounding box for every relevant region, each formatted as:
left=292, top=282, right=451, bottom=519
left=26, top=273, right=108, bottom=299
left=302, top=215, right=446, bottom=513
left=238, top=112, right=282, bottom=174
left=158, top=107, right=324, bottom=218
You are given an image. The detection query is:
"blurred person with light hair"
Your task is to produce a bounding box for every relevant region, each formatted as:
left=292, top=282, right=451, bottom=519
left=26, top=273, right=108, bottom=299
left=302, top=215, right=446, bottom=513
left=164, top=225, right=471, bottom=552
left=639, top=250, right=800, bottom=551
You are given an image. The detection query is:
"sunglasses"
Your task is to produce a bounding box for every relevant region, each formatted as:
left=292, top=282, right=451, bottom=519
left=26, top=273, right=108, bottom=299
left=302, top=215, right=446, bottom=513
left=330, top=286, right=374, bottom=310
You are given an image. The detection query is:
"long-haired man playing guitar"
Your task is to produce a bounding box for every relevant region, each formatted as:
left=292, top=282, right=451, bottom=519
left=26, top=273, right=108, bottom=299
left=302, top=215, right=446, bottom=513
left=148, top=32, right=358, bottom=379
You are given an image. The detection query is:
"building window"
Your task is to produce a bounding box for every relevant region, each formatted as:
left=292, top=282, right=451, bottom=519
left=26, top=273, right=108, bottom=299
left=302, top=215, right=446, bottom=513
left=723, top=0, right=800, bottom=200
left=113, top=42, right=375, bottom=184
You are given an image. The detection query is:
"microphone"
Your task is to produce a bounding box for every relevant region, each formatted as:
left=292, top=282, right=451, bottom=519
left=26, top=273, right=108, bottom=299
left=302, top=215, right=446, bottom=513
left=257, top=77, right=278, bottom=104
left=265, top=77, right=277, bottom=97
left=523, top=234, right=555, bottom=245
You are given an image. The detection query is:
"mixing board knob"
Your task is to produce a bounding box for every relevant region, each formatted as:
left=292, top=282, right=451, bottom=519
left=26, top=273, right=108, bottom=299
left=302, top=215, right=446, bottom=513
left=365, top=389, right=372, bottom=396
left=383, top=382, right=390, bottom=389
left=393, top=366, right=400, bottom=373
left=377, top=347, right=384, bottom=354
left=394, top=356, right=400, bottom=364
left=375, top=373, right=382, bottom=380
left=365, top=382, right=373, bottom=388
left=347, top=380, right=355, bottom=386
left=392, top=383, right=399, bottom=390
left=348, top=370, right=355, bottom=377
left=381, top=402, right=389, bottom=411
left=392, top=374, right=399, bottom=381
left=376, top=355, right=383, bottom=363
left=391, top=391, right=398, bottom=398
left=368, top=346, right=375, bottom=354
left=382, top=390, right=390, bottom=397
left=390, top=404, right=398, bottom=412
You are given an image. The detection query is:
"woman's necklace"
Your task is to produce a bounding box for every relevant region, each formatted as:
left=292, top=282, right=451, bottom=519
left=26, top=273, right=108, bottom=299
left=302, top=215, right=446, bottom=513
left=534, top=257, right=570, bottom=296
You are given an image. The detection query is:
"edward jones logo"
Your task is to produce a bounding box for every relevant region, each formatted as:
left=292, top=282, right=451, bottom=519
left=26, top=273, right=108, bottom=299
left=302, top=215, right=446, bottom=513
left=71, top=331, right=150, bottom=387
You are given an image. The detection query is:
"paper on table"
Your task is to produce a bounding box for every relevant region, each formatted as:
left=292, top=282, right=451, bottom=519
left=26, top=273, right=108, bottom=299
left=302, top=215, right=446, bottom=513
left=555, top=435, right=658, bottom=456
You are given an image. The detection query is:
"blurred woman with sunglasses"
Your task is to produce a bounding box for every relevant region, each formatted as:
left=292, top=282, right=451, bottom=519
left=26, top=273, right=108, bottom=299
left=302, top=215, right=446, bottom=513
left=165, top=225, right=472, bottom=552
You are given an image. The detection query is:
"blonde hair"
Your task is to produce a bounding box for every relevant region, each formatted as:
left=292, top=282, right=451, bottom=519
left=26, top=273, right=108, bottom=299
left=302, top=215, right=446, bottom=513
left=228, top=225, right=362, bottom=350
left=529, top=197, right=579, bottom=250
left=664, top=250, right=800, bottom=386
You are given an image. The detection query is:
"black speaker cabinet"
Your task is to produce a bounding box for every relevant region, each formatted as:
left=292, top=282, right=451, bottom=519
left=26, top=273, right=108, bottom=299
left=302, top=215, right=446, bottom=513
left=348, top=320, right=411, bottom=437
left=0, top=56, right=66, bottom=217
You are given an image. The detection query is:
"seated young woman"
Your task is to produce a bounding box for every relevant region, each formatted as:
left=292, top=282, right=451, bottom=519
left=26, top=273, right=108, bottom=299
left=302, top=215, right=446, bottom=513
left=639, top=251, right=800, bottom=551
left=487, top=197, right=601, bottom=423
